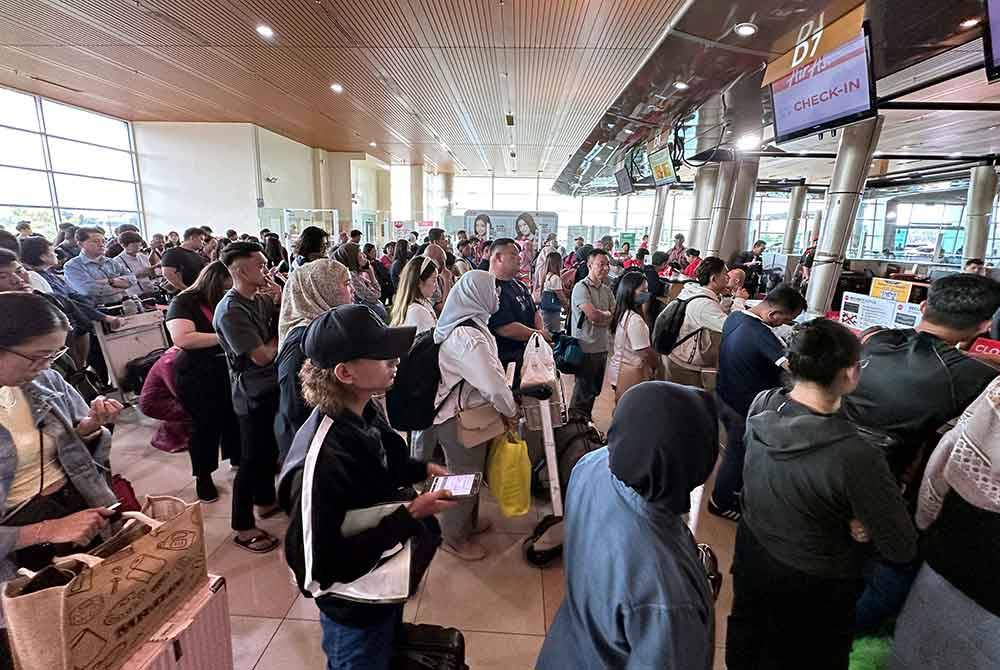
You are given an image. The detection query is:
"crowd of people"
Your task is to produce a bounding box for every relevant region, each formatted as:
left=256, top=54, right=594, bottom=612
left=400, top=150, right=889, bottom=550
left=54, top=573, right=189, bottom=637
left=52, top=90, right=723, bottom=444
left=0, top=217, right=999, bottom=670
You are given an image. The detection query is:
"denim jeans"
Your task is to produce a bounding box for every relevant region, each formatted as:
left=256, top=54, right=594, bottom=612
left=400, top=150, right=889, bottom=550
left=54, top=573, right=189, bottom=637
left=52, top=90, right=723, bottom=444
left=855, top=557, right=920, bottom=636
left=711, top=400, right=747, bottom=511
left=319, top=606, right=402, bottom=670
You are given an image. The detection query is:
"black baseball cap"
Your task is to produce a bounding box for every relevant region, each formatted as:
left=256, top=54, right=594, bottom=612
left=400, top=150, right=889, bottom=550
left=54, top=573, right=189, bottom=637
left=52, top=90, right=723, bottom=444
left=303, top=305, right=416, bottom=369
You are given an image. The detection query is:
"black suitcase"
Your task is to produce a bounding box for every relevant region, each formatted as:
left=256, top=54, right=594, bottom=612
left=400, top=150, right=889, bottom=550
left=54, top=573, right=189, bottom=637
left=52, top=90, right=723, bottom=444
left=391, top=623, right=468, bottom=670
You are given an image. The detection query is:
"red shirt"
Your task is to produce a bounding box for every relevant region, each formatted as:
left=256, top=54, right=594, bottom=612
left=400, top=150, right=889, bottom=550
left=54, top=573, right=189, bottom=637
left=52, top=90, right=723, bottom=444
left=682, top=257, right=702, bottom=277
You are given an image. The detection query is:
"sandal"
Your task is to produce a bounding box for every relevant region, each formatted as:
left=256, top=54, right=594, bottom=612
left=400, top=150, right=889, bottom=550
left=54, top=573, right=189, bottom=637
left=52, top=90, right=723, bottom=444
left=233, top=530, right=279, bottom=554
left=256, top=504, right=283, bottom=520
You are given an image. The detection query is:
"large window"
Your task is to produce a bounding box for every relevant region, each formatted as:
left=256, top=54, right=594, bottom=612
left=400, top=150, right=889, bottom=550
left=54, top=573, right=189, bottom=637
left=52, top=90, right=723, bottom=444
left=0, top=86, right=142, bottom=241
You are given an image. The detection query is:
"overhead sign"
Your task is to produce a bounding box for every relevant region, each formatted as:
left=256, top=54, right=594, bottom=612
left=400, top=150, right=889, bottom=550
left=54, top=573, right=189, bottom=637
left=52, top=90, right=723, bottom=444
left=839, top=292, right=922, bottom=331
left=461, top=210, right=558, bottom=247
left=763, top=5, right=865, bottom=87
left=869, top=278, right=913, bottom=303
left=985, top=0, right=1000, bottom=82
left=647, top=146, right=677, bottom=187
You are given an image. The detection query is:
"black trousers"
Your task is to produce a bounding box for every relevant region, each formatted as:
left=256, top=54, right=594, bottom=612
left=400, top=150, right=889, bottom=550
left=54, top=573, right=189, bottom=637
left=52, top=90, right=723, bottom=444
left=726, top=523, right=862, bottom=670
left=232, top=390, right=279, bottom=531
left=569, top=351, right=606, bottom=419
left=176, top=354, right=241, bottom=478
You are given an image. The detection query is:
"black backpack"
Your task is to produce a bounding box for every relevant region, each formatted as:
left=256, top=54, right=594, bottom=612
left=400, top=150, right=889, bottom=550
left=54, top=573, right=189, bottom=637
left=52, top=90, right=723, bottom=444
left=385, top=320, right=477, bottom=431
left=652, top=294, right=712, bottom=354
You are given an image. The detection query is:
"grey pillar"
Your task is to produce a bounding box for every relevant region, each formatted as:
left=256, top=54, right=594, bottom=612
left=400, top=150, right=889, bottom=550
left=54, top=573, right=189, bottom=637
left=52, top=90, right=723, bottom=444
left=690, top=165, right=718, bottom=250
left=963, top=165, right=998, bottom=262
left=806, top=116, right=884, bottom=315
left=649, top=184, right=670, bottom=252
left=720, top=159, right=759, bottom=262
left=809, top=209, right=823, bottom=247
left=782, top=185, right=808, bottom=254
left=705, top=160, right=740, bottom=258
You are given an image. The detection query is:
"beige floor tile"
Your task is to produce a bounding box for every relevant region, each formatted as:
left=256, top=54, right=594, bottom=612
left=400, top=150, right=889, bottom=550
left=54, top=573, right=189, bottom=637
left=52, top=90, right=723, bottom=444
left=203, top=514, right=237, bottom=559
left=208, top=532, right=298, bottom=618
left=284, top=593, right=321, bottom=621
left=480, top=496, right=539, bottom=535
left=465, top=631, right=545, bottom=670
left=540, top=558, right=564, bottom=632
left=254, top=619, right=326, bottom=670
left=230, top=616, right=281, bottom=670
left=417, top=532, right=545, bottom=635
left=175, top=469, right=238, bottom=518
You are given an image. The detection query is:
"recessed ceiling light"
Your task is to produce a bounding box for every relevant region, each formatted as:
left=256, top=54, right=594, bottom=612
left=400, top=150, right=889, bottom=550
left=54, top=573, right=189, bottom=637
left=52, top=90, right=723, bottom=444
left=623, top=128, right=634, bottom=134
left=734, top=22, right=758, bottom=37
left=369, top=141, right=377, bottom=147
left=255, top=25, right=274, bottom=39
left=735, top=133, right=760, bottom=151
left=960, top=18, right=981, bottom=29
left=593, top=157, right=603, bottom=163
left=949, top=151, right=963, bottom=157
left=330, top=83, right=344, bottom=93
left=900, top=145, right=911, bottom=150
left=673, top=81, right=689, bottom=90
left=606, top=122, right=615, bottom=129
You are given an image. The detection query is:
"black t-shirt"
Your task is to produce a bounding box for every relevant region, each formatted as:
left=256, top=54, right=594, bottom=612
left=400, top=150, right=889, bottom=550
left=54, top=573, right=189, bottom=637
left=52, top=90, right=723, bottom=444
left=276, top=326, right=309, bottom=458
left=489, top=278, right=538, bottom=366
left=165, top=291, right=225, bottom=374
left=161, top=247, right=208, bottom=286
left=213, top=289, right=279, bottom=413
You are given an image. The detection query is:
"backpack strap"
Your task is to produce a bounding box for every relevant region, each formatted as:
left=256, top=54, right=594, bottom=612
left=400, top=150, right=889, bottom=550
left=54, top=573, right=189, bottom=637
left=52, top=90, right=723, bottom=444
left=668, top=294, right=715, bottom=353
left=431, top=318, right=482, bottom=420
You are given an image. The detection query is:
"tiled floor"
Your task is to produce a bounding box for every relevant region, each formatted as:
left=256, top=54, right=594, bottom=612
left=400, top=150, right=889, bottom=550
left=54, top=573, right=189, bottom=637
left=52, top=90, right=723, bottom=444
left=113, top=374, right=737, bottom=669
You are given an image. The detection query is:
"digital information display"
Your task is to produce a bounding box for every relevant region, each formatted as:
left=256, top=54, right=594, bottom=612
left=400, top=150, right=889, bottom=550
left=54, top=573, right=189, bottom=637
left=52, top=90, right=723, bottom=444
left=647, top=147, right=676, bottom=187
left=615, top=169, right=635, bottom=195
left=771, top=32, right=874, bottom=143
left=985, top=0, right=1000, bottom=81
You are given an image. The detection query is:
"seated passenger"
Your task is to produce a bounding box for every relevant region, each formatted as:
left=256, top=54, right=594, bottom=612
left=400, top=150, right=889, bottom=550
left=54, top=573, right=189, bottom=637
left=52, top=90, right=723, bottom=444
left=537, top=382, right=718, bottom=670
left=160, top=227, right=208, bottom=292
left=115, top=231, right=158, bottom=296
left=62, top=226, right=136, bottom=304
left=726, top=319, right=917, bottom=670
left=892, top=377, right=1000, bottom=670
left=278, top=305, right=453, bottom=669
left=666, top=257, right=746, bottom=389
left=682, top=247, right=702, bottom=277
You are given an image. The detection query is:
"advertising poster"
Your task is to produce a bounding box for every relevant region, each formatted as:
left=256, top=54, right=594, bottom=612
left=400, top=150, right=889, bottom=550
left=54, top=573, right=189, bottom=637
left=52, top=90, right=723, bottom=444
left=869, top=278, right=913, bottom=303
left=462, top=210, right=559, bottom=248
left=839, top=292, right=923, bottom=332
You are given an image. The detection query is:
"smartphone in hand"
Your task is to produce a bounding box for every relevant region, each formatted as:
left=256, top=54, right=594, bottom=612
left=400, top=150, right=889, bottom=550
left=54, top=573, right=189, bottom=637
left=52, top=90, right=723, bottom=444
left=428, top=473, right=483, bottom=500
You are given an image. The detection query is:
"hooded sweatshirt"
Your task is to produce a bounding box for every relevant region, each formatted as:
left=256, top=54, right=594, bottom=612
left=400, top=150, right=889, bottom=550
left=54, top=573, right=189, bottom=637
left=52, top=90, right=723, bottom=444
left=742, top=388, right=917, bottom=580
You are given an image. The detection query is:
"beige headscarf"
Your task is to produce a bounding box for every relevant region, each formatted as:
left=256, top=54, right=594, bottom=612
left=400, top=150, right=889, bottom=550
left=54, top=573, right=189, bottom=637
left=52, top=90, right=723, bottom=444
left=278, top=259, right=350, bottom=346
left=917, top=376, right=1000, bottom=529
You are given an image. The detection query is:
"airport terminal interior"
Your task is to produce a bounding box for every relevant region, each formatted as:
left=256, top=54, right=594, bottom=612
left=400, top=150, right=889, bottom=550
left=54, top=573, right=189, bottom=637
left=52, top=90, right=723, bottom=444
left=2, top=0, right=1000, bottom=669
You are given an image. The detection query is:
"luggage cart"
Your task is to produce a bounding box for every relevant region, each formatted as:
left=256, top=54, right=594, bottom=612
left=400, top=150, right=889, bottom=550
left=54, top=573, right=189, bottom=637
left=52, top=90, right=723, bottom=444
left=519, top=381, right=566, bottom=567
left=93, top=309, right=170, bottom=402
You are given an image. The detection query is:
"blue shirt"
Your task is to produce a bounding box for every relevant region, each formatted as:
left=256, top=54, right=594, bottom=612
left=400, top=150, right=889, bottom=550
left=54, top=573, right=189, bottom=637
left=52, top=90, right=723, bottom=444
left=63, top=253, right=136, bottom=303
left=716, top=311, right=787, bottom=416
left=488, top=278, right=537, bottom=365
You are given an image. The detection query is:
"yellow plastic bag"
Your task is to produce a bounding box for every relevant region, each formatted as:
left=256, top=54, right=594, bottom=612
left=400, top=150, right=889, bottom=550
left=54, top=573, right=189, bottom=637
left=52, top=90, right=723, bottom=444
left=486, top=431, right=532, bottom=518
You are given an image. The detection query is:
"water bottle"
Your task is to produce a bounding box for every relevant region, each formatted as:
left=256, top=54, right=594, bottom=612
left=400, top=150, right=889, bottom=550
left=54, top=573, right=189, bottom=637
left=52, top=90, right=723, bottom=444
left=132, top=297, right=144, bottom=314
left=122, top=299, right=137, bottom=316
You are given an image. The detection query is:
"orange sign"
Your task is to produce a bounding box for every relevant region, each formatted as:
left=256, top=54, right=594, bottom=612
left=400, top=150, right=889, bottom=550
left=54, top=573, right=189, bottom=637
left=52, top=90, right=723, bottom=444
left=762, top=4, right=865, bottom=88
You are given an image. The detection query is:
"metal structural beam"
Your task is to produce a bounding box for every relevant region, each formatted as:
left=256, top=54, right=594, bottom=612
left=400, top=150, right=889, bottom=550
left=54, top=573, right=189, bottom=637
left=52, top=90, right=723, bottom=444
left=649, top=184, right=670, bottom=252
left=782, top=184, right=808, bottom=254
left=705, top=160, right=740, bottom=258
left=806, top=116, right=884, bottom=315
left=690, top=164, right=718, bottom=250
left=720, top=159, right=759, bottom=262
left=963, top=165, right=999, bottom=262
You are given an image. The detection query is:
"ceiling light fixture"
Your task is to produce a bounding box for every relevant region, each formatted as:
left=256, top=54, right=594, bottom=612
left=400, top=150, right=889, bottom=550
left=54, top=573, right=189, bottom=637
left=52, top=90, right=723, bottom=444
left=593, top=157, right=603, bottom=163
left=672, top=81, right=689, bottom=91
left=734, top=22, right=758, bottom=37
left=960, top=18, right=981, bottom=29
left=949, top=151, right=963, bottom=157
left=900, top=145, right=911, bottom=150
left=623, top=128, right=634, bottom=134
left=369, top=141, right=377, bottom=147
left=330, top=83, right=344, bottom=93
left=255, top=24, right=274, bottom=39
left=735, top=133, right=760, bottom=151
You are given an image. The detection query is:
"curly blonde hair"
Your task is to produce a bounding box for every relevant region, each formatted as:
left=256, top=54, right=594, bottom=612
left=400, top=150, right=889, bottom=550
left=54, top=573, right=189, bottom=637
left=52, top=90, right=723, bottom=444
left=299, top=360, right=352, bottom=417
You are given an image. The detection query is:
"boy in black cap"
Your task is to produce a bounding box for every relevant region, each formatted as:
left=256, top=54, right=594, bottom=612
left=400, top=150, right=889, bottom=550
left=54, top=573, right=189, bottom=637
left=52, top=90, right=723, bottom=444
left=278, top=305, right=455, bottom=669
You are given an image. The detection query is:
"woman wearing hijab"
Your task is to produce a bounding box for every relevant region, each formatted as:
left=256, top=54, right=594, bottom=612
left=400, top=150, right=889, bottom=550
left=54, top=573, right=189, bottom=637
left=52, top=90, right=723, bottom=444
left=429, top=270, right=517, bottom=561
left=537, top=382, right=718, bottom=669
left=332, top=242, right=386, bottom=321
left=891, top=377, right=1000, bottom=669
left=275, top=259, right=353, bottom=458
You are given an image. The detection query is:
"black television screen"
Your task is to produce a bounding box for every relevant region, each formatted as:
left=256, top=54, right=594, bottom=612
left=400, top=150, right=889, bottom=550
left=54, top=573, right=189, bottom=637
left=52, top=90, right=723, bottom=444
left=985, top=0, right=1000, bottom=81
left=647, top=147, right=677, bottom=187
left=614, top=168, right=635, bottom=195
left=769, top=26, right=877, bottom=144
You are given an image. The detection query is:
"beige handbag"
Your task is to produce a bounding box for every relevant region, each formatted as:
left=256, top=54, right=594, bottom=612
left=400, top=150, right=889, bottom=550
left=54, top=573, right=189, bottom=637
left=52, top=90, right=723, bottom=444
left=615, top=363, right=653, bottom=401
left=455, top=382, right=506, bottom=447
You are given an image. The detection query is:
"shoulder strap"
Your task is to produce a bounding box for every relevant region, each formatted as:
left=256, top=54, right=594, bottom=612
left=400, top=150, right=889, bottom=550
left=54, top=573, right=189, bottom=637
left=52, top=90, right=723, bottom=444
left=859, top=326, right=888, bottom=345
left=301, top=414, right=336, bottom=597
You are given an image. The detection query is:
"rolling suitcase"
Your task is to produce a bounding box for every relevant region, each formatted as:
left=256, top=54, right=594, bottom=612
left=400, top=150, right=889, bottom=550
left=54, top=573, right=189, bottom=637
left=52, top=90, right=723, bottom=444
left=390, top=623, right=468, bottom=670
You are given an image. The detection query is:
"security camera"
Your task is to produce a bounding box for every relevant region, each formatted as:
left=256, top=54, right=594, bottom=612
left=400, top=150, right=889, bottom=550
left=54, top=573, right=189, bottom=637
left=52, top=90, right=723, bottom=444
left=264, top=176, right=279, bottom=183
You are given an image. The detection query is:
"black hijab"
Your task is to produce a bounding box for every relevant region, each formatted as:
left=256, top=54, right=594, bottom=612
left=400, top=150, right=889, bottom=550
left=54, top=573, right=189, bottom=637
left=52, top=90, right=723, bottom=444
left=608, top=381, right=719, bottom=514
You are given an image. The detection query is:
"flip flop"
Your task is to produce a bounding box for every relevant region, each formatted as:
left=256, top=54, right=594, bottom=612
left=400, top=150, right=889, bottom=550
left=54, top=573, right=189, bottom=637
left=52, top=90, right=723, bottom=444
left=233, top=531, right=279, bottom=554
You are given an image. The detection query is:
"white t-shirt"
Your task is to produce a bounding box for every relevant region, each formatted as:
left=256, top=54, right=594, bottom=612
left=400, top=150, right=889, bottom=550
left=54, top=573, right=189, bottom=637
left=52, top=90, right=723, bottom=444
left=404, top=301, right=437, bottom=334
left=607, top=311, right=651, bottom=386
left=543, top=273, right=562, bottom=292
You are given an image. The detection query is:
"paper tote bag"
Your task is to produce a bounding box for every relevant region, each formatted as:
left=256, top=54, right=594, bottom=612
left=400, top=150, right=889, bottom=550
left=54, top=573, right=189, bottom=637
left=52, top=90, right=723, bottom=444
left=2, top=496, right=208, bottom=670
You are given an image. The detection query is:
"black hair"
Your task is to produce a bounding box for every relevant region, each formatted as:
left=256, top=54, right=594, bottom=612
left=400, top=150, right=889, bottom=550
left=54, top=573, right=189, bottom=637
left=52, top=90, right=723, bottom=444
left=0, top=292, right=70, bottom=348
left=696, top=256, right=726, bottom=286
left=118, top=231, right=143, bottom=246
left=588, top=247, right=609, bottom=260
left=15, top=221, right=31, bottom=232
left=183, top=226, right=205, bottom=241
left=490, top=237, right=518, bottom=254
left=263, top=236, right=284, bottom=265
left=0, top=249, right=17, bottom=266
left=763, top=283, right=808, bottom=314
left=686, top=248, right=701, bottom=258
left=19, top=236, right=50, bottom=267
left=362, top=243, right=376, bottom=255
left=651, top=251, right=669, bottom=266
left=75, top=226, right=103, bottom=243
left=0, top=231, right=18, bottom=254
left=457, top=239, right=471, bottom=251
left=383, top=241, right=395, bottom=254
left=610, top=271, right=647, bottom=336
left=445, top=250, right=456, bottom=268
left=428, top=228, right=445, bottom=242
left=393, top=239, right=410, bottom=262
left=295, top=226, right=329, bottom=258
left=219, top=241, right=263, bottom=267
left=924, top=273, right=1000, bottom=331
left=787, top=318, right=860, bottom=387
left=753, top=240, right=767, bottom=248
left=349, top=229, right=362, bottom=238
left=226, top=229, right=238, bottom=238
left=636, top=248, right=649, bottom=261
left=964, top=258, right=985, bottom=267
left=200, top=225, right=213, bottom=235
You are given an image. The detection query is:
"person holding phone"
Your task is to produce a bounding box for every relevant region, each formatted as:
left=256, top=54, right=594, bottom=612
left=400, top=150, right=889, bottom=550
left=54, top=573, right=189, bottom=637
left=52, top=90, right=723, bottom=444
left=278, top=305, right=454, bottom=670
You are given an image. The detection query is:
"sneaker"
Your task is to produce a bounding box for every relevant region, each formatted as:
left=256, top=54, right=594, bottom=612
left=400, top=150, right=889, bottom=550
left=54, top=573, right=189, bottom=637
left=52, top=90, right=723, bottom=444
left=441, top=540, right=488, bottom=561
left=707, top=497, right=741, bottom=522
left=195, top=477, right=219, bottom=503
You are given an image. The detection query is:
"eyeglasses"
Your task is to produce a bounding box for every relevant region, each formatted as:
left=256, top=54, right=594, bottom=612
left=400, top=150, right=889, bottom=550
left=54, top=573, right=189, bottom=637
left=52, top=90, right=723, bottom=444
left=0, top=346, right=69, bottom=365
left=859, top=358, right=871, bottom=370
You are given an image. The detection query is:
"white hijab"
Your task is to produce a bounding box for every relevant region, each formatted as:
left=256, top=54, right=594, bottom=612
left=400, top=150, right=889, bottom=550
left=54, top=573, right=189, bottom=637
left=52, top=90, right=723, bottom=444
left=433, top=270, right=498, bottom=344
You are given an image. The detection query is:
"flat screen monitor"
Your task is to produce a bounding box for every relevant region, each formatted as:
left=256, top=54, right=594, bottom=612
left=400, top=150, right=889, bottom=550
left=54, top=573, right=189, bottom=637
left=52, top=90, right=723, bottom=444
left=985, top=0, right=1000, bottom=81
left=614, top=168, right=635, bottom=196
left=769, top=27, right=877, bottom=144
left=647, top=146, right=677, bottom=187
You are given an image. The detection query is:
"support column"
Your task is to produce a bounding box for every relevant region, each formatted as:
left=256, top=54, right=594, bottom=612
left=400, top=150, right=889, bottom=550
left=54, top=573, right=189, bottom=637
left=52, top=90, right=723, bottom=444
left=690, top=164, right=718, bottom=250
left=808, top=209, right=823, bottom=247
left=782, top=184, right=808, bottom=254
left=720, top=159, right=759, bottom=262
left=325, top=152, right=365, bottom=233
left=963, top=165, right=998, bottom=262
left=705, top=160, right=740, bottom=258
left=442, top=172, right=455, bottom=219
left=806, top=116, right=884, bottom=315
left=648, top=184, right=670, bottom=252
left=409, top=165, right=425, bottom=224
